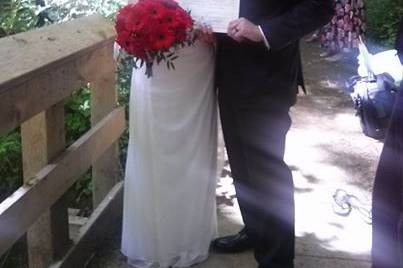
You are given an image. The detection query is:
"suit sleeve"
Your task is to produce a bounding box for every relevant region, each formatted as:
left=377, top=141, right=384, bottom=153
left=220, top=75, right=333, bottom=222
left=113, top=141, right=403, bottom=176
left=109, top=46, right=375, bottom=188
left=260, top=0, right=334, bottom=51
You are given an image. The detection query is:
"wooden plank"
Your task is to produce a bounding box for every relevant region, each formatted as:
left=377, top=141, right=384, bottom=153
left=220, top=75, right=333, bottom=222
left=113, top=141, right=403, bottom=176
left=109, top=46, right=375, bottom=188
left=21, top=102, right=70, bottom=267
left=50, top=181, right=124, bottom=268
left=20, top=112, right=53, bottom=267
left=92, top=145, right=121, bottom=208
left=0, top=107, right=125, bottom=257
left=91, top=58, right=121, bottom=207
left=0, top=15, right=115, bottom=91
left=0, top=42, right=115, bottom=137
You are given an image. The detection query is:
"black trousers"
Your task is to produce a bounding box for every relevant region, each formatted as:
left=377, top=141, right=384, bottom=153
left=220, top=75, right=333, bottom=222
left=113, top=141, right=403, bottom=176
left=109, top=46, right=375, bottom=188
left=218, top=93, right=295, bottom=268
left=372, top=87, right=403, bottom=268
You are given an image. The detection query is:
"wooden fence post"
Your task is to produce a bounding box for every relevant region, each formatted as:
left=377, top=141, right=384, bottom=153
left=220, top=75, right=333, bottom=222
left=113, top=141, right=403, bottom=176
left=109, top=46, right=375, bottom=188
left=90, top=47, right=121, bottom=207
left=21, top=102, right=70, bottom=267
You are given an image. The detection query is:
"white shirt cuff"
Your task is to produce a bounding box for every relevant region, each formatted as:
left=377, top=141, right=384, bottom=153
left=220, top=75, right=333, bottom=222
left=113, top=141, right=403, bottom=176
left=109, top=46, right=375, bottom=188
left=258, top=25, right=270, bottom=50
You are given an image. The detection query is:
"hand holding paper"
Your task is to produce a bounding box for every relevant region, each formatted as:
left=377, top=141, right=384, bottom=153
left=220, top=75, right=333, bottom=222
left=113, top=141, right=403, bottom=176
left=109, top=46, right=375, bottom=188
left=227, top=18, right=263, bottom=43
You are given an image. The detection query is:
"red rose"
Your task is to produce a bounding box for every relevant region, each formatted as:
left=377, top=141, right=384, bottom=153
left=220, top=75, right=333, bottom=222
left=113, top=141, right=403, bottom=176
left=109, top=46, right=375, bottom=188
left=160, top=9, right=176, bottom=26
left=119, top=32, right=145, bottom=59
left=173, top=9, right=193, bottom=29
left=115, top=4, right=132, bottom=32
left=116, top=29, right=130, bottom=49
left=141, top=0, right=164, bottom=19
left=149, top=26, right=176, bottom=51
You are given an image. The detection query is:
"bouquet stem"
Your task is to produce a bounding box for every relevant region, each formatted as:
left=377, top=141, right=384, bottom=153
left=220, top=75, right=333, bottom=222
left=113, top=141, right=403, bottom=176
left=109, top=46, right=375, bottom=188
left=145, top=62, right=153, bottom=78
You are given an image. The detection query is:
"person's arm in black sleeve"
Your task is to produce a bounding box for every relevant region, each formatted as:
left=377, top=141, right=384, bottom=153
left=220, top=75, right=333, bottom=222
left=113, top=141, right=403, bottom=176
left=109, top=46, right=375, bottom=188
left=260, top=0, right=334, bottom=50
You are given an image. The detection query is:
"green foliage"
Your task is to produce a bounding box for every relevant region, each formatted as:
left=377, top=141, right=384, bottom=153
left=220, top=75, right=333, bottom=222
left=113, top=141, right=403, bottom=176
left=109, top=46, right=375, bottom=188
left=0, top=0, right=124, bottom=37
left=366, top=0, right=403, bottom=48
left=117, top=64, right=132, bottom=166
left=69, top=170, right=93, bottom=215
left=0, top=132, right=22, bottom=201
left=65, top=87, right=92, bottom=145
left=0, top=0, right=37, bottom=37
left=34, top=0, right=125, bottom=25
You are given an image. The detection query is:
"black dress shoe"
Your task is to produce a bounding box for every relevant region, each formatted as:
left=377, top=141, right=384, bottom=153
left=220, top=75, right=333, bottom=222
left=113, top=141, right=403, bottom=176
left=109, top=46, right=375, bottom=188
left=211, top=229, right=254, bottom=253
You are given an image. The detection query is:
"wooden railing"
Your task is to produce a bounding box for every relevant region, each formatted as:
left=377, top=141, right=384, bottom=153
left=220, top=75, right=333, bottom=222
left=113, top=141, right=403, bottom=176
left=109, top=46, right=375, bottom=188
left=0, top=15, right=125, bottom=267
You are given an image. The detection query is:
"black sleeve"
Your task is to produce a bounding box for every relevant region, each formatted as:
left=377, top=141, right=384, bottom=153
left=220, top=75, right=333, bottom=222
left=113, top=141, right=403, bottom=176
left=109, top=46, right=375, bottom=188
left=395, top=18, right=403, bottom=64
left=260, top=0, right=334, bottom=51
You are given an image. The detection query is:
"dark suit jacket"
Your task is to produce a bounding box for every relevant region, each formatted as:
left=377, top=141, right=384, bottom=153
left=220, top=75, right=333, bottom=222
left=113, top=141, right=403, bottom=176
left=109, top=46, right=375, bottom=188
left=217, top=0, right=333, bottom=106
left=371, top=17, right=403, bottom=268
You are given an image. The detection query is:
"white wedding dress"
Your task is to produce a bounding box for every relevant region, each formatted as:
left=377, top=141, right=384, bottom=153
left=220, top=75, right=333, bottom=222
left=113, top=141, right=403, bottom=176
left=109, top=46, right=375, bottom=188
left=121, top=41, right=218, bottom=268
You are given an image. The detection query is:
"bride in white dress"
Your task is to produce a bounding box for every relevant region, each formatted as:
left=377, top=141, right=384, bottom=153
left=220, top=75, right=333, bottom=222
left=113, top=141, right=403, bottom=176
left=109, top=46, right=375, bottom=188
left=120, top=3, right=218, bottom=267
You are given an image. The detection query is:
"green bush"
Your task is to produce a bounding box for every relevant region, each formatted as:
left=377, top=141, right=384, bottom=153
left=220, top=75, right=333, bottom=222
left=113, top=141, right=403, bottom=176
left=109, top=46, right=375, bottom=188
left=0, top=132, right=22, bottom=202
left=0, top=0, right=37, bottom=37
left=65, top=87, right=92, bottom=145
left=0, top=0, right=124, bottom=38
left=366, top=0, right=403, bottom=48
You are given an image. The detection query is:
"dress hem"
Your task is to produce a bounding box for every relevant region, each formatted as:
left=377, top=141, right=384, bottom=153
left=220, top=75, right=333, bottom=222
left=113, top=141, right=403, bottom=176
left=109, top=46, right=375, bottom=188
left=121, top=249, right=209, bottom=268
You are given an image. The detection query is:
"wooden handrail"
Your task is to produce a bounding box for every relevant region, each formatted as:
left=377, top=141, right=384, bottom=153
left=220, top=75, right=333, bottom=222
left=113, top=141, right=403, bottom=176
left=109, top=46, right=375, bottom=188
left=0, top=15, right=115, bottom=92
left=0, top=15, right=124, bottom=268
left=0, top=15, right=116, bottom=136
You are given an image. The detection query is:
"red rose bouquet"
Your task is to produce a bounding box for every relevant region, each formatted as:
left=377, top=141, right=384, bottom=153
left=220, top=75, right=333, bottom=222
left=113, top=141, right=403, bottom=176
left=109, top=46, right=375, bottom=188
left=115, top=0, right=195, bottom=77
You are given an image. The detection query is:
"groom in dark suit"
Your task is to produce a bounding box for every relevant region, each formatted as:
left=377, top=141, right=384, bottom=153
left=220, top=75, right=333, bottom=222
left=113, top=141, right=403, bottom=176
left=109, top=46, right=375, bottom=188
left=371, top=17, right=403, bottom=268
left=213, top=1, right=333, bottom=267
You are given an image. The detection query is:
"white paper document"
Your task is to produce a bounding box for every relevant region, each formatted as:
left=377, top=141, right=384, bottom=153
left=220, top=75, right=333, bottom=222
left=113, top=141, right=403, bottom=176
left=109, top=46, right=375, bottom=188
left=176, top=0, right=240, bottom=33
